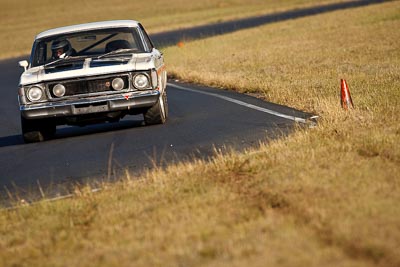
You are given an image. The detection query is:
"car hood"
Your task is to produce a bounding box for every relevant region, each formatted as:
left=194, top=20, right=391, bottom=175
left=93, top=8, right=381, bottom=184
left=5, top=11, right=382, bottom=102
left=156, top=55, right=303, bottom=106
left=19, top=54, right=156, bottom=86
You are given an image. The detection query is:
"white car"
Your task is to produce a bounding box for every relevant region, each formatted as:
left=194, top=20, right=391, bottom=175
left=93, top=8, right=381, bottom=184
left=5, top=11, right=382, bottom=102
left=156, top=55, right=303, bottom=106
left=18, top=20, right=168, bottom=143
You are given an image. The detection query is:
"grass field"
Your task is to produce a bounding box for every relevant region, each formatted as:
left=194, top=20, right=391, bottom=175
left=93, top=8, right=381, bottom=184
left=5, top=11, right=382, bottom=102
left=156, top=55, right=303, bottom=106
left=0, top=0, right=350, bottom=59
left=1, top=0, right=400, bottom=267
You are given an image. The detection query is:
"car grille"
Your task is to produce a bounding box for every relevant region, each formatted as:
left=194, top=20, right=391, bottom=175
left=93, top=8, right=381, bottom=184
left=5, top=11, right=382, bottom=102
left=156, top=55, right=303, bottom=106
left=48, top=75, right=129, bottom=98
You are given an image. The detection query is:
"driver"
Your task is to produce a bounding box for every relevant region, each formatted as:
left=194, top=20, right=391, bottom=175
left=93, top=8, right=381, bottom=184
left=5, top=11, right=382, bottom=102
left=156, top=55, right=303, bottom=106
left=51, top=39, right=74, bottom=59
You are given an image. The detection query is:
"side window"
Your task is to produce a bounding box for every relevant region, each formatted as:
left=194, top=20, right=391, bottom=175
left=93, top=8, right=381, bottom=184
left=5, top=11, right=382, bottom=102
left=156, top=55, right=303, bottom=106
left=138, top=24, right=154, bottom=52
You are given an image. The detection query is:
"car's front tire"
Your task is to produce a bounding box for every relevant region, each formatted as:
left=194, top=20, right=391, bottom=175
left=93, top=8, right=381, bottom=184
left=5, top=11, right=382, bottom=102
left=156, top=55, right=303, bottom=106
left=21, top=116, right=56, bottom=143
left=143, top=91, right=168, bottom=125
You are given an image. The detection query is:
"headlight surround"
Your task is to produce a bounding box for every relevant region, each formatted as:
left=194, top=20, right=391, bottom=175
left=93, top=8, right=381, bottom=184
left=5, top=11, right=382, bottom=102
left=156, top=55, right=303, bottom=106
left=151, top=70, right=158, bottom=88
left=26, top=86, right=43, bottom=102
left=52, top=84, right=66, bottom=97
left=133, top=73, right=150, bottom=90
left=112, top=77, right=125, bottom=91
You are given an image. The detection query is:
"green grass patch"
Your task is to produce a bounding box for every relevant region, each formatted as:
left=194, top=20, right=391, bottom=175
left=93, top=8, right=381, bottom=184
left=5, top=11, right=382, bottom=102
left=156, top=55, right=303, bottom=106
left=1, top=1, right=400, bottom=267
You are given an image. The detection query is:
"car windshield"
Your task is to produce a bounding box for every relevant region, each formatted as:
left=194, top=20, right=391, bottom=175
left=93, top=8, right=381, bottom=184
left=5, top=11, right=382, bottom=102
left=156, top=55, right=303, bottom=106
left=31, top=27, right=145, bottom=67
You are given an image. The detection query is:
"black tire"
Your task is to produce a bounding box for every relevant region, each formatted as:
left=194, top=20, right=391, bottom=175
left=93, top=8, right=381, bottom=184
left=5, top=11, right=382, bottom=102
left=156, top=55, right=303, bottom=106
left=21, top=116, right=56, bottom=143
left=143, top=91, right=168, bottom=125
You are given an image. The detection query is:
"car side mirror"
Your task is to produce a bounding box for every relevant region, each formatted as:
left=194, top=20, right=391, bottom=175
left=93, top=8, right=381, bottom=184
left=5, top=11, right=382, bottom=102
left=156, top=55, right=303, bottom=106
left=19, top=60, right=29, bottom=71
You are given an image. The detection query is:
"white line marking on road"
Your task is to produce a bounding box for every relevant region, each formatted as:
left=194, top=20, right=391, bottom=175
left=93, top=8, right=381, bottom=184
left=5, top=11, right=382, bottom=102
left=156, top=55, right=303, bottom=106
left=167, top=83, right=307, bottom=123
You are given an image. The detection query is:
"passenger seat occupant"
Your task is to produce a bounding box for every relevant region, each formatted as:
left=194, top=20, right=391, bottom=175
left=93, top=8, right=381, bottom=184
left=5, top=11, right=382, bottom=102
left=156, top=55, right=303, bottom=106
left=105, top=40, right=132, bottom=53
left=51, top=39, right=75, bottom=59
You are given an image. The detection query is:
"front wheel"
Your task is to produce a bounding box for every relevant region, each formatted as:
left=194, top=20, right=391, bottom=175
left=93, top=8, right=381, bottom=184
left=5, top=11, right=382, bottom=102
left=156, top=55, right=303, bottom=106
left=21, top=116, right=56, bottom=143
left=143, top=91, right=168, bottom=125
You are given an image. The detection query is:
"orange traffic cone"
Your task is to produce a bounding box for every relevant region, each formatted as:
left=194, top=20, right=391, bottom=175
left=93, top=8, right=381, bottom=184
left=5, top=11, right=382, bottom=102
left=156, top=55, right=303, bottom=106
left=340, top=79, right=354, bottom=110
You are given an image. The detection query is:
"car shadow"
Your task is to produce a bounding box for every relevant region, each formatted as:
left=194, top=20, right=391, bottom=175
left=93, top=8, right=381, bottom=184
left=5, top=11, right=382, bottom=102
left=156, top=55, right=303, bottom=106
left=0, top=135, right=23, bottom=147
left=0, top=118, right=145, bottom=148
left=54, top=119, right=144, bottom=140
left=151, top=0, right=384, bottom=47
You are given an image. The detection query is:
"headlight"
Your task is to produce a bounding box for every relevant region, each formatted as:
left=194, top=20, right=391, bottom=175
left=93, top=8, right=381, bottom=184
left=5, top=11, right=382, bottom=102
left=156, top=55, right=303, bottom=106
left=112, top=77, right=125, bottom=91
left=53, top=84, right=66, bottom=97
left=27, top=86, right=43, bottom=102
left=133, top=74, right=150, bottom=89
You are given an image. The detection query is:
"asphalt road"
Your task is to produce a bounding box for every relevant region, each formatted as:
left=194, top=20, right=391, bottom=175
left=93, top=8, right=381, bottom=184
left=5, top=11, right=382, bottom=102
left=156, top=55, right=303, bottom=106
left=0, top=0, right=385, bottom=202
left=0, top=55, right=310, bottom=201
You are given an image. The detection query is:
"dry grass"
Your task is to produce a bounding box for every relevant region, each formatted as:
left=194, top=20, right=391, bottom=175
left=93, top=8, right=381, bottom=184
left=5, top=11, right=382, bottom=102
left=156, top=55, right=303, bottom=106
left=162, top=2, right=400, bottom=265
left=0, top=0, right=349, bottom=59
left=164, top=2, right=400, bottom=114
left=1, top=1, right=400, bottom=267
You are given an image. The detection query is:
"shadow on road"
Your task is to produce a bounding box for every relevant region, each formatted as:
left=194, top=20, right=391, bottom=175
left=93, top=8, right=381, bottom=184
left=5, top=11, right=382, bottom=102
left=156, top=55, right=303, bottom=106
left=151, top=0, right=385, bottom=47
left=0, top=119, right=144, bottom=148
left=54, top=119, right=144, bottom=140
left=0, top=135, right=23, bottom=147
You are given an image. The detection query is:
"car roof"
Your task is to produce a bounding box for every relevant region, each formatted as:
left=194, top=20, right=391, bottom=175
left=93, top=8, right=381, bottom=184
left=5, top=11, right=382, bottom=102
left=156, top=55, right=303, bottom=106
left=36, top=20, right=140, bottom=40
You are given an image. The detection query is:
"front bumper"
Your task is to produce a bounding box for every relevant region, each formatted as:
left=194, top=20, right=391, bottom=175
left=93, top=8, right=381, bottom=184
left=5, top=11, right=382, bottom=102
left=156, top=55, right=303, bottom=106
left=20, top=90, right=160, bottom=119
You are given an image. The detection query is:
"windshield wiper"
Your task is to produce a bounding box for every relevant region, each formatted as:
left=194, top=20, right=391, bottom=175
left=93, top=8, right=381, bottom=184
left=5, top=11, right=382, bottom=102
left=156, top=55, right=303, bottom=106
left=44, top=55, right=88, bottom=68
left=44, top=57, right=67, bottom=68
left=97, top=48, right=136, bottom=59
